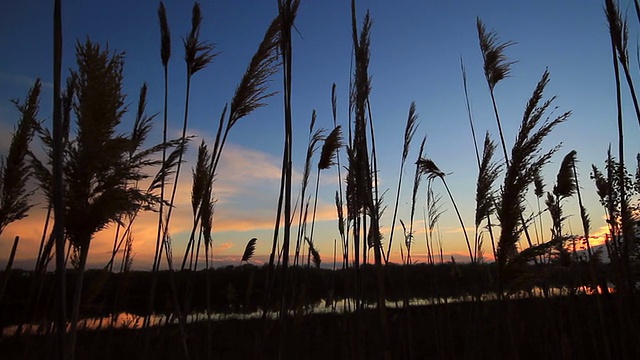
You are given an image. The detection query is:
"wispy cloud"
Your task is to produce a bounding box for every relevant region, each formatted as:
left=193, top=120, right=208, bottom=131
left=0, top=72, right=53, bottom=89
left=0, top=142, right=299, bottom=270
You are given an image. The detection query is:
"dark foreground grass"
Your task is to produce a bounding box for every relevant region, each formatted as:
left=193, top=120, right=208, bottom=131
left=3, top=294, right=638, bottom=360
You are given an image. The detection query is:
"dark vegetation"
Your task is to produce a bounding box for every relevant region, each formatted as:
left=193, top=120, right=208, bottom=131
left=3, top=296, right=640, bottom=360
left=0, top=261, right=618, bottom=324
left=1, top=0, right=640, bottom=359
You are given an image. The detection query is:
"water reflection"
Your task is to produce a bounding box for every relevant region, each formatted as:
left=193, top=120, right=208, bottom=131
left=2, top=284, right=614, bottom=336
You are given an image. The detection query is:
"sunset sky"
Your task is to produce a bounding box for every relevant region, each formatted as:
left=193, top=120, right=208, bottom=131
left=0, top=0, right=637, bottom=269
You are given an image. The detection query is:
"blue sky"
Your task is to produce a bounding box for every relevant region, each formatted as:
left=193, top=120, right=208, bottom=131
left=0, top=0, right=638, bottom=268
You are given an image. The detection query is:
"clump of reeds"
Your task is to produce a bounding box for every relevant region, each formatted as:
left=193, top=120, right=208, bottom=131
left=495, top=69, right=570, bottom=283
left=27, top=39, right=175, bottom=358
left=545, top=150, right=578, bottom=264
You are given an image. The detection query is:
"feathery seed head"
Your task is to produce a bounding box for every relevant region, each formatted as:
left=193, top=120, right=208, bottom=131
left=229, top=16, right=280, bottom=127
left=241, top=238, right=258, bottom=263
left=605, top=0, right=629, bottom=66
left=184, top=2, right=216, bottom=76
left=158, top=2, right=171, bottom=67
left=318, top=126, right=344, bottom=170
left=477, top=18, right=516, bottom=90
left=417, top=157, right=445, bottom=180
left=475, top=132, right=500, bottom=227
left=403, top=102, right=418, bottom=161
left=553, top=150, right=577, bottom=199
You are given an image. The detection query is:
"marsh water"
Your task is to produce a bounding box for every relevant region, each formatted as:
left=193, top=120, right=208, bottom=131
left=3, top=284, right=609, bottom=337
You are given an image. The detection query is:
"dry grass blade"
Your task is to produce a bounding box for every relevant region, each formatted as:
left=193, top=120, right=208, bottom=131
left=477, top=18, right=516, bottom=90
left=241, top=238, right=257, bottom=263
left=318, top=126, right=344, bottom=170
left=158, top=1, right=171, bottom=67
left=229, top=16, right=281, bottom=127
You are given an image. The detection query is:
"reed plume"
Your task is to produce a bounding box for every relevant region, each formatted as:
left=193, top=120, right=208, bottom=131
left=0, top=79, right=41, bottom=236
left=475, top=133, right=500, bottom=229
left=241, top=238, right=258, bottom=263
left=180, top=140, right=212, bottom=270
left=474, top=132, right=501, bottom=262
left=477, top=17, right=515, bottom=165
left=184, top=2, right=216, bottom=76
left=306, top=237, right=321, bottom=269
left=546, top=150, right=578, bottom=263
left=228, top=18, right=280, bottom=129
left=477, top=18, right=516, bottom=91
left=605, top=0, right=640, bottom=129
left=553, top=150, right=577, bottom=199
left=318, top=126, right=344, bottom=171
left=158, top=2, right=171, bottom=68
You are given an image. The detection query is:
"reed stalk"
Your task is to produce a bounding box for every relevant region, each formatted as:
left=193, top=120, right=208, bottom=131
left=294, top=111, right=323, bottom=266
left=308, top=126, right=343, bottom=265
left=605, top=0, right=634, bottom=295
left=385, top=102, right=418, bottom=264
left=418, top=158, right=473, bottom=263
left=52, top=3, right=66, bottom=357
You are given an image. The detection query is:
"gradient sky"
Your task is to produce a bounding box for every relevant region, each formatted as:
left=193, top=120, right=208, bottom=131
left=1, top=0, right=638, bottom=269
